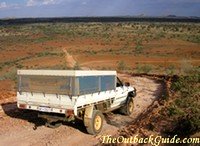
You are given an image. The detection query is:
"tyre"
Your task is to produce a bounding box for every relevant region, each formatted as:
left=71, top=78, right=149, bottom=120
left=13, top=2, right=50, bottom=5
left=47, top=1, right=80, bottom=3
left=120, top=97, right=134, bottom=115
left=84, top=110, right=104, bottom=135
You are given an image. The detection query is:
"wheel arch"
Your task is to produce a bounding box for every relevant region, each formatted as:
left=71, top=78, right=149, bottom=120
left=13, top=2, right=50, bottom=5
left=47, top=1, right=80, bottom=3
left=125, top=90, right=136, bottom=104
left=127, top=89, right=136, bottom=99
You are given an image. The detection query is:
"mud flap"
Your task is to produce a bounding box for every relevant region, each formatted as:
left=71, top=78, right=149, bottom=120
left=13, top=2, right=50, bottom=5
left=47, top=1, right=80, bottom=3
left=84, top=105, right=94, bottom=127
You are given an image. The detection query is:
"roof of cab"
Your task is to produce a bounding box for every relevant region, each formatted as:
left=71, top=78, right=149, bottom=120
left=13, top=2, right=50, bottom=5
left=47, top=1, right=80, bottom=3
left=17, top=70, right=117, bottom=76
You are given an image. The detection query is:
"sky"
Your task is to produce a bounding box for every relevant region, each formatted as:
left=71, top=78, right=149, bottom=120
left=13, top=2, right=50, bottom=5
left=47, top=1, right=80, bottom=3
left=0, top=0, right=199, bottom=18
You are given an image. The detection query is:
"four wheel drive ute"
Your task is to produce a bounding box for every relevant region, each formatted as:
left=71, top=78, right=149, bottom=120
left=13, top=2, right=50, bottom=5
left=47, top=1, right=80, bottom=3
left=17, top=70, right=136, bottom=135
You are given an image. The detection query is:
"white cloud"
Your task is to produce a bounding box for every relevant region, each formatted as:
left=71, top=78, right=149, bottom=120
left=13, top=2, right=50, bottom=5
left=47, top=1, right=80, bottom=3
left=43, top=0, right=57, bottom=5
left=0, top=2, right=7, bottom=9
left=0, top=2, right=20, bottom=9
left=26, top=0, right=61, bottom=7
left=26, top=0, right=35, bottom=6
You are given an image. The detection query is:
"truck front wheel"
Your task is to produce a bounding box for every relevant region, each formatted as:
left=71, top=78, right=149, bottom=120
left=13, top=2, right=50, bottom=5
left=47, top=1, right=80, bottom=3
left=120, top=98, right=134, bottom=115
left=84, top=110, right=104, bottom=135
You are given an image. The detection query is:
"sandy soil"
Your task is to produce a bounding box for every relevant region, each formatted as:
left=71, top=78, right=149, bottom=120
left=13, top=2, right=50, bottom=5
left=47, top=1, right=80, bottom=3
left=0, top=74, right=163, bottom=146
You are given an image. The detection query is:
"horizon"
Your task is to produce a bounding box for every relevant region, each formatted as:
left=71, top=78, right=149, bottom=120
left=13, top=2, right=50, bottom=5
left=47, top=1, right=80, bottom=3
left=0, top=0, right=200, bottom=19
left=1, top=15, right=200, bottom=20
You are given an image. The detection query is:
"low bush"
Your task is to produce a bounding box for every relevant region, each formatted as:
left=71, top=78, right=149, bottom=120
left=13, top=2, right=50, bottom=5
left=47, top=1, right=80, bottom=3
left=167, top=69, right=200, bottom=135
left=73, top=62, right=81, bottom=70
left=117, top=60, right=126, bottom=71
left=135, top=64, right=152, bottom=74
left=166, top=65, right=176, bottom=75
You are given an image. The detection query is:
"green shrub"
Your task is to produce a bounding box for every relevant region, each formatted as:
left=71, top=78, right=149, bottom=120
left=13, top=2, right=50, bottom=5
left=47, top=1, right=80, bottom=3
left=36, top=51, right=58, bottom=57
left=171, top=72, right=200, bottom=97
left=135, top=64, right=152, bottom=74
left=135, top=45, right=143, bottom=54
left=73, top=62, right=81, bottom=70
left=3, top=68, right=17, bottom=81
left=180, top=60, right=195, bottom=75
left=16, top=64, right=24, bottom=69
left=117, top=60, right=126, bottom=71
left=168, top=70, right=200, bottom=135
left=166, top=65, right=176, bottom=75
left=134, top=39, right=144, bottom=54
left=167, top=104, right=184, bottom=117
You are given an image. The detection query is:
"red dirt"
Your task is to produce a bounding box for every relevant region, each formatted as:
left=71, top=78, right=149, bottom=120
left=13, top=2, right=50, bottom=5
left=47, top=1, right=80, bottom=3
left=22, top=56, right=64, bottom=68
left=1, top=37, right=199, bottom=69
left=77, top=54, right=200, bottom=69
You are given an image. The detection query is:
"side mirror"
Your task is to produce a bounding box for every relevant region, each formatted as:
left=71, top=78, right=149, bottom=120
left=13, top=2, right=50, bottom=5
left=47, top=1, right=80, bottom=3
left=125, top=82, right=130, bottom=87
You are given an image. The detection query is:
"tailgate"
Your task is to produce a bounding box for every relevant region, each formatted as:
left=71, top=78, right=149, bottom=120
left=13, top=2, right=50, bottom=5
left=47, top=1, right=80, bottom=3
left=17, top=74, right=74, bottom=112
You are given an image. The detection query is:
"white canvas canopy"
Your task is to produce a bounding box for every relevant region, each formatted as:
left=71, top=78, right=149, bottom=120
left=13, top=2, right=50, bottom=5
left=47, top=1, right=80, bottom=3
left=17, top=70, right=117, bottom=95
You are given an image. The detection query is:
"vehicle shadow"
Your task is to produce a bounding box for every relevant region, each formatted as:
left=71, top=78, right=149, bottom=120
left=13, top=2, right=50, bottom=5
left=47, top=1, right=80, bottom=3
left=62, top=119, right=88, bottom=134
left=0, top=102, right=88, bottom=134
left=1, top=102, right=45, bottom=127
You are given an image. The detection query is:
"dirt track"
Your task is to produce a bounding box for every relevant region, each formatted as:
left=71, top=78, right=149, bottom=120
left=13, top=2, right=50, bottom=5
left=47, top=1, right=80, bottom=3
left=62, top=48, right=76, bottom=68
left=0, top=73, right=163, bottom=146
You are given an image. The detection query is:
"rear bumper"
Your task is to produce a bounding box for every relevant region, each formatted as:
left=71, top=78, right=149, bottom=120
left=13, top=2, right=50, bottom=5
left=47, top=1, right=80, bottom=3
left=17, top=102, right=74, bottom=116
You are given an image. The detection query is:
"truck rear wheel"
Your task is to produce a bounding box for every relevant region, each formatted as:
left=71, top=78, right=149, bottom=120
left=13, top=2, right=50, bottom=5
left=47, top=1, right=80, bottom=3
left=120, top=98, right=134, bottom=115
left=84, top=110, right=104, bottom=135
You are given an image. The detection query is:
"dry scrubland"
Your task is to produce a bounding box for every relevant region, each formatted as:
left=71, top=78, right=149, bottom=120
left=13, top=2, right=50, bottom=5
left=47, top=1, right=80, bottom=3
left=0, top=22, right=199, bottom=144
left=0, top=22, right=199, bottom=90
